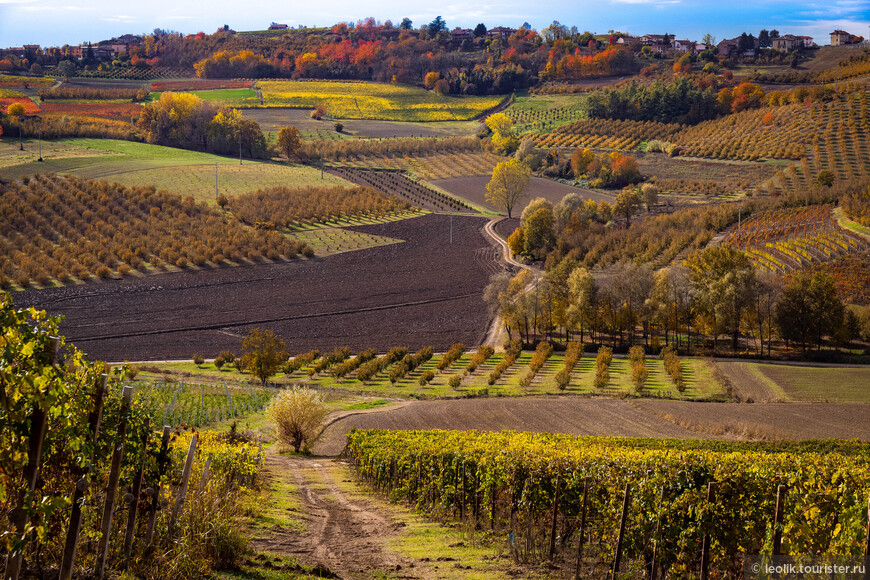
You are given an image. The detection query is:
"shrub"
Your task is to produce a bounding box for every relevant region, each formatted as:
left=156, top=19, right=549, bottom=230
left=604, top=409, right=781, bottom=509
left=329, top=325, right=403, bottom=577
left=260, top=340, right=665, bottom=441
left=283, top=350, right=319, bottom=374
left=334, top=122, right=343, bottom=132
left=419, top=370, right=435, bottom=386
left=448, top=375, right=462, bottom=390
left=488, top=340, right=523, bottom=385
left=214, top=356, right=225, bottom=370
left=629, top=345, right=648, bottom=392
left=594, top=346, right=612, bottom=389
left=437, top=343, right=466, bottom=371
left=466, top=345, right=495, bottom=373
left=241, top=328, right=288, bottom=385
left=192, top=353, right=205, bottom=366
left=95, top=265, right=111, bottom=278
left=267, top=387, right=328, bottom=453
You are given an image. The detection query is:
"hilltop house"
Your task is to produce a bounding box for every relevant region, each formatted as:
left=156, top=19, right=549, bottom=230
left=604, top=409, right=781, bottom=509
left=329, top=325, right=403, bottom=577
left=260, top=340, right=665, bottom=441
left=268, top=23, right=289, bottom=31
left=487, top=27, right=517, bottom=40
left=830, top=30, right=861, bottom=45
left=672, top=39, right=693, bottom=53
left=450, top=27, right=474, bottom=41
left=773, top=35, right=801, bottom=51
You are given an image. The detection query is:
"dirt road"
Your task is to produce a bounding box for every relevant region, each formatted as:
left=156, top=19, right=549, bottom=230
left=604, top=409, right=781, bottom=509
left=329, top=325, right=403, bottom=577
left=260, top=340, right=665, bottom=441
left=252, top=449, right=415, bottom=579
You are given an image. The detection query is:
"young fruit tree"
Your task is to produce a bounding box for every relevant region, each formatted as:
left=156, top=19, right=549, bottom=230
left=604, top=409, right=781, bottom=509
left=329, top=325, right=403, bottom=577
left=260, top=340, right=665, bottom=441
left=267, top=387, right=329, bottom=453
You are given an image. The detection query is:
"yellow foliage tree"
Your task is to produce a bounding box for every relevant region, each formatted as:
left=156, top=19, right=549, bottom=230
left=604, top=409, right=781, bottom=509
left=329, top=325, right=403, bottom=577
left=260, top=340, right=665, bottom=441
left=485, top=112, right=519, bottom=154
left=486, top=158, right=531, bottom=218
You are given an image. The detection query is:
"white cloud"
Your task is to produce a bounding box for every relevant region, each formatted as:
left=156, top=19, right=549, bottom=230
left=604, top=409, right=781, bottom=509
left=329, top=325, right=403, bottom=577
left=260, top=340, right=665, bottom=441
left=0, top=0, right=36, bottom=4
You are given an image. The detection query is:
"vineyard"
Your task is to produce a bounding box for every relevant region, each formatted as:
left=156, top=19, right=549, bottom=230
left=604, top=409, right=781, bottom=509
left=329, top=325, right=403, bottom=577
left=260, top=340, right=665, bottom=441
left=227, top=183, right=413, bottom=225
left=39, top=101, right=144, bottom=117
left=150, top=79, right=254, bottom=92
left=137, top=379, right=276, bottom=427
left=722, top=204, right=870, bottom=275
left=326, top=168, right=476, bottom=213
left=73, top=66, right=192, bottom=80
left=0, top=174, right=312, bottom=289
left=0, top=74, right=56, bottom=87
left=348, top=429, right=870, bottom=577
left=788, top=253, right=870, bottom=305
left=256, top=79, right=504, bottom=121
left=0, top=95, right=41, bottom=114
left=0, top=302, right=265, bottom=579
left=534, top=118, right=683, bottom=151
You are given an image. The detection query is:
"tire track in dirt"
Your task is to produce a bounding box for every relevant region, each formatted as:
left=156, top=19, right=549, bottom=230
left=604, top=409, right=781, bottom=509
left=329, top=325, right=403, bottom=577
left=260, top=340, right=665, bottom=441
left=253, top=450, right=416, bottom=579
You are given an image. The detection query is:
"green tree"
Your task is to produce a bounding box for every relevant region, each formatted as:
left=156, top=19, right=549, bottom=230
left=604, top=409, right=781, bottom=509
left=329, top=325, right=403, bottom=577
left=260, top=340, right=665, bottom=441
left=241, top=328, right=288, bottom=385
left=428, top=16, right=447, bottom=36
left=399, top=18, right=413, bottom=30
left=775, top=272, right=844, bottom=353
left=276, top=125, right=302, bottom=159
left=685, top=246, right=756, bottom=352
left=56, top=60, right=76, bottom=79
left=486, top=158, right=530, bottom=218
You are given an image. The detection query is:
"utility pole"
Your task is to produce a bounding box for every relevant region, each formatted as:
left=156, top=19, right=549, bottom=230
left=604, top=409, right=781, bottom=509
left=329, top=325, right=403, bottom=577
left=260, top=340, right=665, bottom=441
left=37, top=129, right=42, bottom=162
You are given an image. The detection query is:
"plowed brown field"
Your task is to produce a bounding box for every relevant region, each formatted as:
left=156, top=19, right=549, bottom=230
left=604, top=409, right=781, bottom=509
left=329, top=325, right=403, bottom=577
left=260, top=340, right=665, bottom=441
left=17, top=214, right=502, bottom=361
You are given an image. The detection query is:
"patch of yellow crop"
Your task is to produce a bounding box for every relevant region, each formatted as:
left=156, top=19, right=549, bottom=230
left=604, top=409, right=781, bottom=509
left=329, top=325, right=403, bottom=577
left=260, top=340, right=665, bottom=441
left=256, top=80, right=504, bottom=121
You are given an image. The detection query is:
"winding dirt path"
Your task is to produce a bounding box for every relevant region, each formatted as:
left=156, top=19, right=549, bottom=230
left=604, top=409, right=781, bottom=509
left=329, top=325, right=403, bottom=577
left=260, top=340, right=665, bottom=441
left=481, top=217, right=540, bottom=347
left=252, top=449, right=415, bottom=579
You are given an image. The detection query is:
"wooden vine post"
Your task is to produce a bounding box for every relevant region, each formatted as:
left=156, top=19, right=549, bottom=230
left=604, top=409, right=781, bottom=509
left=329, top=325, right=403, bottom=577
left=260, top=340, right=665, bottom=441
left=772, top=484, right=787, bottom=556
left=574, top=479, right=589, bottom=580
left=649, top=486, right=666, bottom=580
left=123, top=417, right=151, bottom=565
left=94, top=385, right=134, bottom=579
left=4, top=337, right=58, bottom=580
left=169, top=434, right=198, bottom=535
left=548, top=475, right=562, bottom=563
left=700, top=481, right=716, bottom=580
left=611, top=483, right=631, bottom=580
left=59, top=372, right=108, bottom=580
left=144, top=426, right=171, bottom=546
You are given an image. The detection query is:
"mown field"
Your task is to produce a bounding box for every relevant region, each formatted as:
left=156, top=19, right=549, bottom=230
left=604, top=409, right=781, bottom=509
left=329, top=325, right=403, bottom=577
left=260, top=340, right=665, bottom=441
left=256, top=80, right=505, bottom=121
left=0, top=138, right=351, bottom=204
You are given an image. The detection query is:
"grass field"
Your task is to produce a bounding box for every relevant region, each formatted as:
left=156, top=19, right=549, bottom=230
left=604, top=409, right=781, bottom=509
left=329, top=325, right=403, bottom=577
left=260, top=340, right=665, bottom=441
left=755, top=363, right=870, bottom=403
left=506, top=91, right=588, bottom=134
left=140, top=350, right=727, bottom=402
left=256, top=80, right=505, bottom=121
left=0, top=138, right=350, bottom=204
left=146, top=88, right=261, bottom=107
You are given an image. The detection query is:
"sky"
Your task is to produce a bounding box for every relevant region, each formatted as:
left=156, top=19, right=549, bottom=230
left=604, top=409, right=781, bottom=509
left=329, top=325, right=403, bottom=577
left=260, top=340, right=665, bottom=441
left=1, top=0, right=868, bottom=48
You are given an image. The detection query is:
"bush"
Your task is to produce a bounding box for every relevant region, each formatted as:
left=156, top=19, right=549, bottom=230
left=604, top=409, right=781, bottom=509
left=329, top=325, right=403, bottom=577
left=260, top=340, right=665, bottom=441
left=192, top=353, right=205, bottom=366
left=448, top=375, right=462, bottom=390
left=629, top=345, right=647, bottom=392
left=594, top=346, right=612, bottom=389
left=267, top=387, right=328, bottom=453
left=419, top=370, right=435, bottom=386
left=437, top=343, right=466, bottom=371
left=214, top=356, right=225, bottom=370
left=488, top=340, right=522, bottom=385
left=334, top=122, right=343, bottom=133
left=466, top=345, right=495, bottom=373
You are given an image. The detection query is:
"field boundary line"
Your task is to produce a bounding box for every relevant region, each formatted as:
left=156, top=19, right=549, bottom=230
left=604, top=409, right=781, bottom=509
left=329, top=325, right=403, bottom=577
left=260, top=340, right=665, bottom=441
left=69, top=292, right=482, bottom=343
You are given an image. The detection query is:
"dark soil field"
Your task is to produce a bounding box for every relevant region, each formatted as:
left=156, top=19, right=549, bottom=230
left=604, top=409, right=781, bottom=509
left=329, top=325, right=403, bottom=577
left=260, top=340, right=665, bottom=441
left=314, top=397, right=870, bottom=455
left=241, top=108, right=478, bottom=138
left=494, top=217, right=520, bottom=239
left=430, top=175, right=613, bottom=215
left=17, top=214, right=502, bottom=362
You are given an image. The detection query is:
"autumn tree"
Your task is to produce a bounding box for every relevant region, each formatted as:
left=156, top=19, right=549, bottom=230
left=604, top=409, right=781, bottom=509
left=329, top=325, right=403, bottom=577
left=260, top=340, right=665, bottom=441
left=424, top=71, right=440, bottom=89
left=241, top=328, right=288, bottom=385
left=277, top=125, right=302, bottom=159
left=267, top=387, right=328, bottom=453
left=485, top=112, right=519, bottom=154
left=506, top=227, right=525, bottom=256
left=685, top=246, right=756, bottom=352
left=571, top=148, right=595, bottom=178
left=613, top=187, right=642, bottom=226
left=486, top=158, right=530, bottom=218
left=523, top=206, right=556, bottom=257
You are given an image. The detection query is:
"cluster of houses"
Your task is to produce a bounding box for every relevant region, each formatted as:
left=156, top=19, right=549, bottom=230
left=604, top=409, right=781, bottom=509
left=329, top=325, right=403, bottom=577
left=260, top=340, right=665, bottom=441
left=0, top=34, right=143, bottom=63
